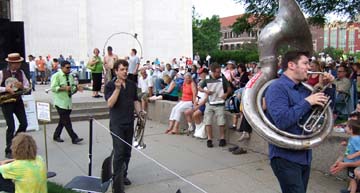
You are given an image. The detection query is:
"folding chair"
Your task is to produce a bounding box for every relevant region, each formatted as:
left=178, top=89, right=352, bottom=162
left=65, top=153, right=113, bottom=193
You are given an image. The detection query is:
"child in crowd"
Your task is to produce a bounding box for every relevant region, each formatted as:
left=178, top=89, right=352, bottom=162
left=0, top=133, right=47, bottom=193
left=336, top=120, right=360, bottom=193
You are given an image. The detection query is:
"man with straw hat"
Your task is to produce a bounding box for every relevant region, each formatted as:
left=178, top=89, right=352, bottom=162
left=0, top=53, right=29, bottom=159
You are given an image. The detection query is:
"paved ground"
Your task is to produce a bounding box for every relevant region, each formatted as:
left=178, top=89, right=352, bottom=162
left=0, top=85, right=348, bottom=193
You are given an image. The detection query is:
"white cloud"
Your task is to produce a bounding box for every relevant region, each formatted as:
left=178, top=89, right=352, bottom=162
left=192, top=0, right=245, bottom=19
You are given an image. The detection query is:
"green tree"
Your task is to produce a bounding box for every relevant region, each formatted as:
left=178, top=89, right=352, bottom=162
left=322, top=47, right=344, bottom=60
left=192, top=7, right=221, bottom=54
left=232, top=0, right=360, bottom=34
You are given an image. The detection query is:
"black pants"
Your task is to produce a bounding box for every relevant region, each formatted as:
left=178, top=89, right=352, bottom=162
left=111, top=124, right=134, bottom=180
left=127, top=74, right=138, bottom=84
left=53, top=106, right=78, bottom=140
left=92, top=72, right=102, bottom=92
left=271, top=157, right=310, bottom=193
left=238, top=116, right=252, bottom=133
left=1, top=99, right=27, bottom=154
left=0, top=173, right=14, bottom=193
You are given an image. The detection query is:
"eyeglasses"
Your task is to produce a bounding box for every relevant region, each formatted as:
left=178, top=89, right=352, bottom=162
left=337, top=70, right=344, bottom=72
left=65, top=66, right=71, bottom=69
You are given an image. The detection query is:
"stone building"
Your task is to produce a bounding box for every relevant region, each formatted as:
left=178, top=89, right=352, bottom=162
left=2, top=0, right=192, bottom=63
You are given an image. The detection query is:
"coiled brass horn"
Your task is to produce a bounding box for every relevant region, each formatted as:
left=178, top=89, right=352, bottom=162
left=242, top=0, right=333, bottom=150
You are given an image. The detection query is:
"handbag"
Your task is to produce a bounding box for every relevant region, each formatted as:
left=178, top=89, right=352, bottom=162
left=194, top=123, right=207, bottom=139
left=86, top=62, right=96, bottom=71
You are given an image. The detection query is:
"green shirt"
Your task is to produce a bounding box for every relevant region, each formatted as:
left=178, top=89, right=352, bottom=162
left=0, top=156, right=47, bottom=193
left=51, top=70, right=77, bottom=109
left=92, top=56, right=103, bottom=73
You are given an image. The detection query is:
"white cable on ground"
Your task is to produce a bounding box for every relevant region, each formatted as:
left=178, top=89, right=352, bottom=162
left=93, top=118, right=208, bottom=193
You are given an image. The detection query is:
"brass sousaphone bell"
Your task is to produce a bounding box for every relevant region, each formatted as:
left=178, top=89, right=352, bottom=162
left=241, top=0, right=334, bottom=150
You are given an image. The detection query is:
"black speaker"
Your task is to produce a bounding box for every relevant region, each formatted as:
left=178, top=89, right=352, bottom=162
left=0, top=21, right=28, bottom=78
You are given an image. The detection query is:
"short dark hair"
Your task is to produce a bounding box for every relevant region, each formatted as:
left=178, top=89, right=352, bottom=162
left=237, top=63, right=247, bottom=73
left=53, top=58, right=58, bottom=62
left=210, top=63, right=221, bottom=72
left=348, top=119, right=360, bottom=135
left=107, top=46, right=113, bottom=51
left=131, top=48, right=137, bottom=55
left=281, top=51, right=310, bottom=71
left=61, top=60, right=71, bottom=67
left=113, top=59, right=129, bottom=70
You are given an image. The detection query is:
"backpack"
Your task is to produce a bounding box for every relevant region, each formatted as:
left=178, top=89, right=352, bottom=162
left=225, top=95, right=241, bottom=113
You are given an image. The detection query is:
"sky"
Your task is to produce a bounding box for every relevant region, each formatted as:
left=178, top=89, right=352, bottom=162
left=192, top=0, right=245, bottom=19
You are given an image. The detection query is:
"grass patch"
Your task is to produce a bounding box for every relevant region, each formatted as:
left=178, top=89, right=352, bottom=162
left=48, top=181, right=77, bottom=193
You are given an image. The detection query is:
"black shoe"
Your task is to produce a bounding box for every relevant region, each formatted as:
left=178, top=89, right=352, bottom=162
left=124, top=177, right=132, bottom=185
left=53, top=137, right=64, bottom=143
left=228, top=146, right=239, bottom=152
left=229, top=126, right=236, bottom=130
left=232, top=148, right=247, bottom=155
left=5, top=152, right=12, bottom=159
left=72, top=138, right=83, bottom=144
left=207, top=140, right=213, bottom=148
left=219, top=139, right=227, bottom=147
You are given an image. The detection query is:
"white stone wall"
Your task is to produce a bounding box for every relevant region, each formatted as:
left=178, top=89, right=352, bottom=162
left=10, top=0, right=193, bottom=63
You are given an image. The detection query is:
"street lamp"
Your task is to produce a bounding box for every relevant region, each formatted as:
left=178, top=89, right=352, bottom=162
left=102, top=32, right=143, bottom=58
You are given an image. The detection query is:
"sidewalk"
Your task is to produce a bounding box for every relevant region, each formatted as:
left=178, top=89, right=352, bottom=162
left=0, top=84, right=347, bottom=193
left=0, top=118, right=346, bottom=193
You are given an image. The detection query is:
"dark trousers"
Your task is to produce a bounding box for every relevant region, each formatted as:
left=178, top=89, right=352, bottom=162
left=270, top=157, right=310, bottom=193
left=127, top=74, right=138, bottom=84
left=1, top=99, right=27, bottom=154
left=0, top=173, right=14, bottom=193
left=111, top=124, right=134, bottom=179
left=238, top=116, right=252, bottom=133
left=53, top=106, right=78, bottom=140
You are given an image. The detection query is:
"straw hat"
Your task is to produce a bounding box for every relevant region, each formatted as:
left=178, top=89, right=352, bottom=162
left=5, top=53, right=24, bottom=63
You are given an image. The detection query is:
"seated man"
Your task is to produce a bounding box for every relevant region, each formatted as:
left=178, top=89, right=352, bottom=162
left=138, top=68, right=153, bottom=112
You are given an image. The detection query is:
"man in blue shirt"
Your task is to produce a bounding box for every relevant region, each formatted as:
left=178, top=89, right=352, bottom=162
left=265, top=51, right=330, bottom=193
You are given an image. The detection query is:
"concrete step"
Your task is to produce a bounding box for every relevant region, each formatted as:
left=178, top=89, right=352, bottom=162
left=0, top=102, right=109, bottom=127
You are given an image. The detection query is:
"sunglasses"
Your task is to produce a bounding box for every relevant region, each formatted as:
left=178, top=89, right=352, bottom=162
left=65, top=66, right=71, bottom=69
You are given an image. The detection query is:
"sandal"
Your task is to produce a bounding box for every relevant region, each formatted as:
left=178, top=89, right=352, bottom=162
left=169, top=131, right=180, bottom=135
left=165, top=129, right=172, bottom=134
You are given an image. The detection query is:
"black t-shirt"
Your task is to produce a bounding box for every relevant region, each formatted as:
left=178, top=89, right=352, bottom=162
left=105, top=79, right=138, bottom=126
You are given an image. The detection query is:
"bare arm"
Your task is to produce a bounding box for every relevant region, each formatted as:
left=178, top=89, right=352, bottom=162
left=134, top=100, right=141, bottom=114
left=347, top=151, right=360, bottom=160
left=191, top=82, right=197, bottom=104
left=165, top=82, right=176, bottom=93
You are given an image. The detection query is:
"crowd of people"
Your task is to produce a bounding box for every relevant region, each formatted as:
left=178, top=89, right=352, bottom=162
left=2, top=48, right=360, bottom=193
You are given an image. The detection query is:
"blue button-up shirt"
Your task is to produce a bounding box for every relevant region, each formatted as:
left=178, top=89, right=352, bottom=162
left=265, top=74, right=312, bottom=165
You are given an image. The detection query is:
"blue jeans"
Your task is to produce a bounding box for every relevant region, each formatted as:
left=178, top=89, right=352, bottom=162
left=30, top=71, right=36, bottom=90
left=270, top=157, right=310, bottom=193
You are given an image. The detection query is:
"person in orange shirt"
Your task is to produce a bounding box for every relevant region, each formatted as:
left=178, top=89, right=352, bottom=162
left=36, top=56, right=46, bottom=84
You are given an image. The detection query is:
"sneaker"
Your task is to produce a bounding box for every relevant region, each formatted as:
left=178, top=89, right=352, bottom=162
left=53, top=137, right=64, bottom=143
left=232, top=147, right=247, bottom=155
left=207, top=140, right=213, bottom=148
left=72, top=138, right=84, bottom=144
left=124, top=177, right=132, bottom=185
left=229, top=126, right=236, bottom=130
left=219, top=139, right=227, bottom=147
left=228, top=146, right=239, bottom=152
left=238, top=132, right=250, bottom=142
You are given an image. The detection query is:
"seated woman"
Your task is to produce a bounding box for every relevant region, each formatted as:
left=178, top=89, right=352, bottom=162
left=184, top=68, right=209, bottom=135
left=0, top=133, right=47, bottom=193
left=165, top=73, right=197, bottom=134
left=149, top=74, right=179, bottom=101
